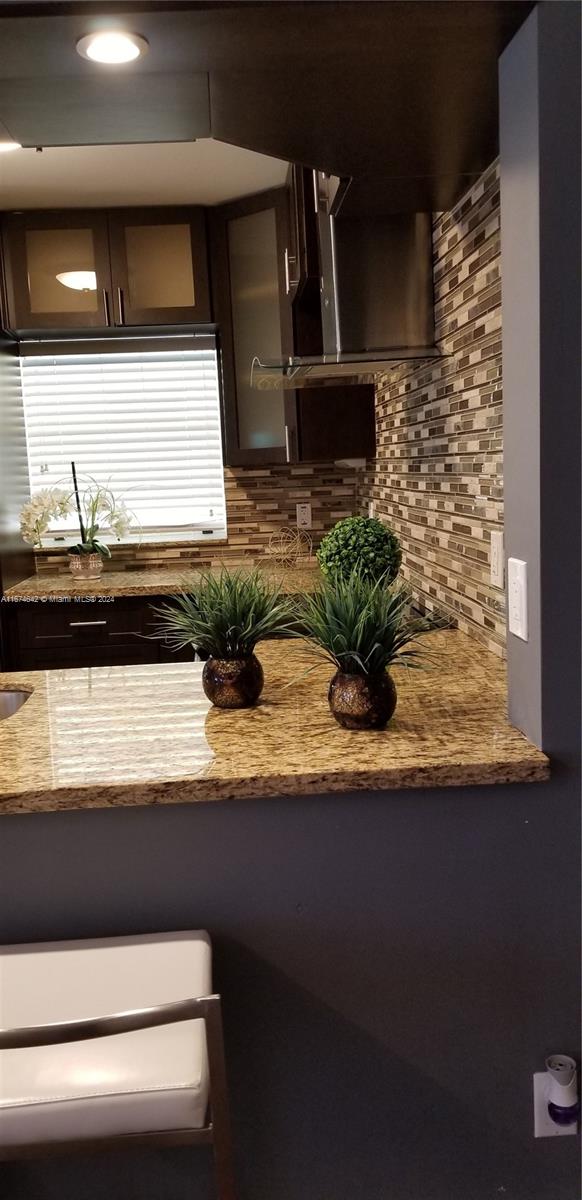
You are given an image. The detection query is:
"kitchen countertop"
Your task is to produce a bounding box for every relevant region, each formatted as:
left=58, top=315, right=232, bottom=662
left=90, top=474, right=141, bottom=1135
left=4, top=562, right=321, bottom=600
left=0, top=631, right=548, bottom=815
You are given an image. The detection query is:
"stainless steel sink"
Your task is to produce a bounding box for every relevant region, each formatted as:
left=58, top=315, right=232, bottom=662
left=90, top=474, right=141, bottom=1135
left=0, top=690, right=31, bottom=720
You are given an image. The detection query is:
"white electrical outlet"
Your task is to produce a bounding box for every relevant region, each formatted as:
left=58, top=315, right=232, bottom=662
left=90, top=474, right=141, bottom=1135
left=368, top=500, right=375, bottom=518
left=533, top=1074, right=578, bottom=1138
left=507, top=557, right=528, bottom=640
left=490, top=530, right=504, bottom=588
left=296, top=502, right=312, bottom=529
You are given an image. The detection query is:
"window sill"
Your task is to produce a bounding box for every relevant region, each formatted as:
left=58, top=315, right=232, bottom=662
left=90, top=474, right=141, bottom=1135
left=37, top=530, right=228, bottom=554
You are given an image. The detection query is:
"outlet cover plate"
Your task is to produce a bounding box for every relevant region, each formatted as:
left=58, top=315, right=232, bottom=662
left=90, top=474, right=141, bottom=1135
left=296, top=502, right=312, bottom=529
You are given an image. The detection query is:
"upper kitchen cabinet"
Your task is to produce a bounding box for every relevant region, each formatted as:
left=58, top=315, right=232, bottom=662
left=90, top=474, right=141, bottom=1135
left=210, top=188, right=297, bottom=466
left=107, top=207, right=210, bottom=326
left=210, top=182, right=375, bottom=467
left=1, top=211, right=112, bottom=330
left=1, top=206, right=211, bottom=331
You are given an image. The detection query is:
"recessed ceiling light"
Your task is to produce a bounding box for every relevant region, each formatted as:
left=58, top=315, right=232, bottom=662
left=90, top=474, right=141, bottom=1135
left=76, top=31, right=149, bottom=65
left=0, top=140, right=21, bottom=152
left=56, top=271, right=98, bottom=292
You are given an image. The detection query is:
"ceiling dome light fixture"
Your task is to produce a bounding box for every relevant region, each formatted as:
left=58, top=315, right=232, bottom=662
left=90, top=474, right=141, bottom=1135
left=76, top=31, right=149, bottom=64
left=0, top=140, right=22, bottom=152
left=56, top=271, right=98, bottom=292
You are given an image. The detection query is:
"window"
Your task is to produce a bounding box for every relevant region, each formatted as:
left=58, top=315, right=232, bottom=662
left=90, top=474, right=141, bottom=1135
left=19, top=338, right=227, bottom=542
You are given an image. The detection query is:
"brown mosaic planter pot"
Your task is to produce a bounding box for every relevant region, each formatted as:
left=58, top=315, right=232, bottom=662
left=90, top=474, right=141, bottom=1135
left=328, top=670, right=397, bottom=730
left=202, top=654, right=264, bottom=709
left=68, top=553, right=104, bottom=580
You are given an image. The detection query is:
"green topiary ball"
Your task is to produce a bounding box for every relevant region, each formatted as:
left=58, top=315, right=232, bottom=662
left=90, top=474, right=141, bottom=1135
left=317, top=515, right=402, bottom=583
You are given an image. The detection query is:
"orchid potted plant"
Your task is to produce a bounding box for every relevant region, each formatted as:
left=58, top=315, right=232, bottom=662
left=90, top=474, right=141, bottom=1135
left=20, top=462, right=136, bottom=580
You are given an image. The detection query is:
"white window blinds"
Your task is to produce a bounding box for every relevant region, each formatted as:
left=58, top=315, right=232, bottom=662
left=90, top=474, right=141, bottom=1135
left=19, top=342, right=227, bottom=539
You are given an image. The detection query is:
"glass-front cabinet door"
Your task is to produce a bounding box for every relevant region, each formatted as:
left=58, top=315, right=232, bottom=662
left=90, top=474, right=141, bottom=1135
left=2, top=211, right=112, bottom=330
left=107, top=207, right=210, bottom=325
left=209, top=189, right=297, bottom=466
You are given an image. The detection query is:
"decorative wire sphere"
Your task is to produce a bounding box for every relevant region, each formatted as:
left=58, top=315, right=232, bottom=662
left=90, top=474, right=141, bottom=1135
left=267, top=527, right=313, bottom=566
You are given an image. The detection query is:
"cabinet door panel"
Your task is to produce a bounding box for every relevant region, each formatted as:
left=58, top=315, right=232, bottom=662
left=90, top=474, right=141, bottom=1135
left=228, top=206, right=285, bottom=453
left=108, top=207, right=210, bottom=325
left=209, top=189, right=297, bottom=466
left=2, top=211, right=112, bottom=330
left=125, top=223, right=195, bottom=309
left=298, top=384, right=376, bottom=462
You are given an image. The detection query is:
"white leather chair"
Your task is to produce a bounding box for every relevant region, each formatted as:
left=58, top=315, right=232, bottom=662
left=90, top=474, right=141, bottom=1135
left=0, top=930, right=236, bottom=1199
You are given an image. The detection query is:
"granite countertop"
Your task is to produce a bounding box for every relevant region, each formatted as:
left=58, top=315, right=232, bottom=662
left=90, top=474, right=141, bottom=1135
left=0, top=631, right=548, bottom=815
left=4, top=562, right=321, bottom=600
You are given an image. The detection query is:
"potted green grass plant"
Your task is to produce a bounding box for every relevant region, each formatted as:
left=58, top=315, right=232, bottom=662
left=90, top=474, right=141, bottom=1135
left=297, top=571, right=432, bottom=730
left=153, top=568, right=296, bottom=709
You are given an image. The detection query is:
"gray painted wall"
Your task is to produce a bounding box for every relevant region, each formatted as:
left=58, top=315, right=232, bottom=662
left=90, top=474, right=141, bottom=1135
left=0, top=782, right=579, bottom=1200
left=501, top=2, right=582, bottom=752
left=499, top=10, right=543, bottom=745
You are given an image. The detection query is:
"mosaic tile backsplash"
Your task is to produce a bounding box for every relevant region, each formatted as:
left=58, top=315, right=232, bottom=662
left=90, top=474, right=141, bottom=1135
left=35, top=464, right=359, bottom=574
left=359, top=161, right=505, bottom=656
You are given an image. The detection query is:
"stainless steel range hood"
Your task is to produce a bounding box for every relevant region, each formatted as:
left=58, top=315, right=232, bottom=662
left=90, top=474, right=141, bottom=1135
left=252, top=172, right=443, bottom=389
left=251, top=348, right=442, bottom=389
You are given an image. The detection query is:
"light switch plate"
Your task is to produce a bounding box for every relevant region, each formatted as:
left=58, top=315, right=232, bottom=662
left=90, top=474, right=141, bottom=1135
left=296, top=502, right=312, bottom=529
left=490, top=530, right=504, bottom=588
left=507, top=557, right=528, bottom=640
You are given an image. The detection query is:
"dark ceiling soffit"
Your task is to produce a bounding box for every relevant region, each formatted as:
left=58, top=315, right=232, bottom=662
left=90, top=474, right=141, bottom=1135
left=0, top=73, right=210, bottom=146
left=0, top=2, right=534, bottom=213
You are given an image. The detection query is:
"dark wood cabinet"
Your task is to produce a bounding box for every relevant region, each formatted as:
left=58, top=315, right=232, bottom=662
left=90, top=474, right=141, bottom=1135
left=1, top=207, right=210, bottom=331
left=5, top=595, right=194, bottom=671
left=2, top=211, right=113, bottom=330
left=1, top=191, right=375, bottom=465
left=107, top=207, right=211, bottom=326
left=296, top=385, right=375, bottom=461
left=210, top=188, right=298, bottom=467
left=210, top=182, right=375, bottom=466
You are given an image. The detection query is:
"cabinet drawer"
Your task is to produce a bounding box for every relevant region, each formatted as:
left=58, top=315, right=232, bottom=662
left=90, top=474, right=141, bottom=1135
left=9, top=595, right=191, bottom=669
left=16, top=600, right=146, bottom=649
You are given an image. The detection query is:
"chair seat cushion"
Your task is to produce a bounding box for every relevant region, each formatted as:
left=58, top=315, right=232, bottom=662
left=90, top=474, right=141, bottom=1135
left=0, top=930, right=211, bottom=1147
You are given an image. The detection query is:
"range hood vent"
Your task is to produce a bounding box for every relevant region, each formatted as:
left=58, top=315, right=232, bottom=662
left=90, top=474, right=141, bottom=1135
left=252, top=172, right=444, bottom=389
left=251, top=347, right=443, bottom=389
